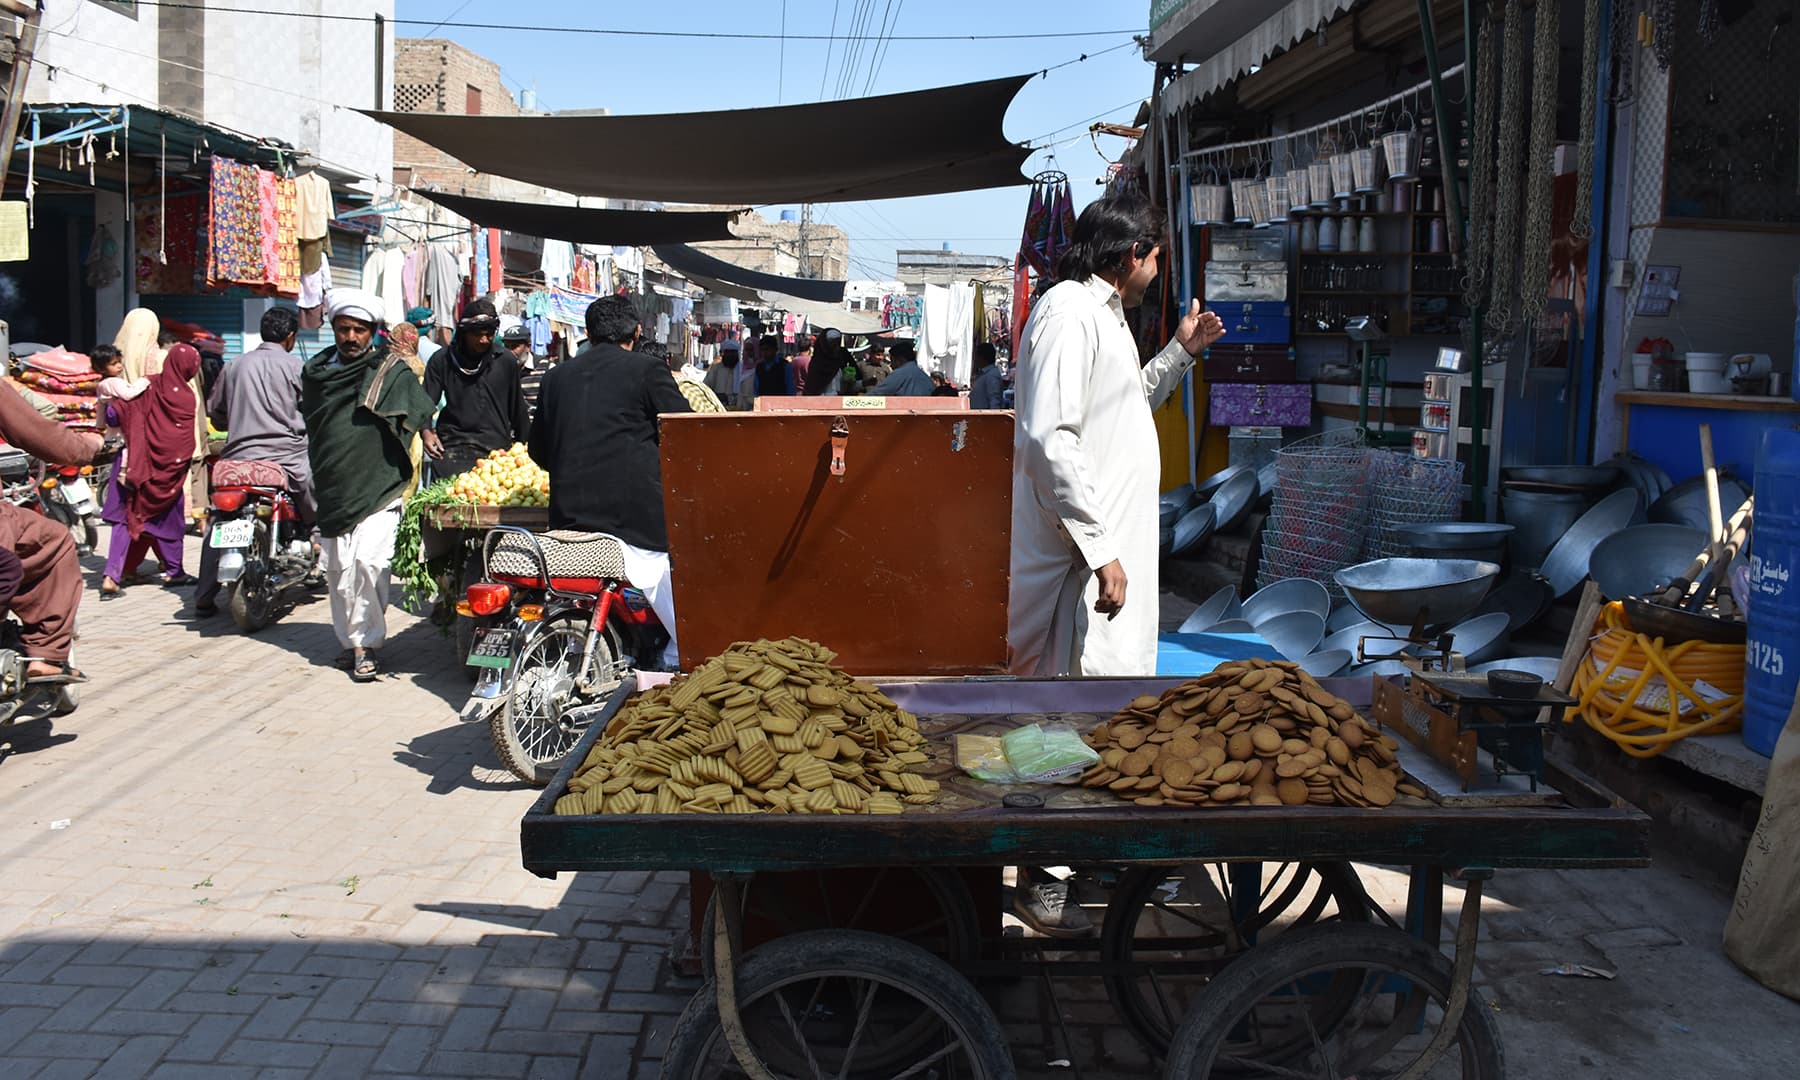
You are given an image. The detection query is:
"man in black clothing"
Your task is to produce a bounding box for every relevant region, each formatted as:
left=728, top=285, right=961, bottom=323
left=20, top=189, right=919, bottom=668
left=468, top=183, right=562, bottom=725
left=529, top=295, right=692, bottom=668
left=422, top=298, right=532, bottom=479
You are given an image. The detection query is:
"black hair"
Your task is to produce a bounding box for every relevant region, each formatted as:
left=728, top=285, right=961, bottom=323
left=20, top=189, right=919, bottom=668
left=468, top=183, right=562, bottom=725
left=759, top=335, right=781, bottom=355
left=585, top=295, right=641, bottom=344
left=720, top=346, right=740, bottom=368
left=1053, top=191, right=1165, bottom=284
left=260, top=306, right=300, bottom=343
left=90, top=344, right=121, bottom=374
left=973, top=342, right=997, bottom=368
left=637, top=340, right=669, bottom=363
left=156, top=330, right=180, bottom=347
left=890, top=341, right=916, bottom=365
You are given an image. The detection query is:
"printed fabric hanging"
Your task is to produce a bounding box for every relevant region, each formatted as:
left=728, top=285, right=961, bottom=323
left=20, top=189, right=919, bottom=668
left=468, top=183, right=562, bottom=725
left=1018, top=171, right=1077, bottom=280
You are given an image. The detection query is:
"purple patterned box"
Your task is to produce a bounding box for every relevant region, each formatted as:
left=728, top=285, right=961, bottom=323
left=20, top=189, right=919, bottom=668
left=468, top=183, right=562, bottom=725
left=1209, top=383, right=1312, bottom=427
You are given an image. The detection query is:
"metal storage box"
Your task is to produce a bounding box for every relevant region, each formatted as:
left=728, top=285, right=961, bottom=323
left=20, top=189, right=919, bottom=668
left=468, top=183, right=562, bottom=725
left=1214, top=301, right=1293, bottom=345
left=659, top=411, right=1013, bottom=674
left=1228, top=426, right=1285, bottom=474
left=1204, top=265, right=1290, bottom=303
left=1209, top=228, right=1287, bottom=263
left=1211, top=383, right=1313, bottom=427
left=1203, top=344, right=1297, bottom=383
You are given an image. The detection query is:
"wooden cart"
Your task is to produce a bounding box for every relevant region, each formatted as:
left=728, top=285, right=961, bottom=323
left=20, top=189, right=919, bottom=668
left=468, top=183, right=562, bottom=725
left=520, top=673, right=1650, bottom=1079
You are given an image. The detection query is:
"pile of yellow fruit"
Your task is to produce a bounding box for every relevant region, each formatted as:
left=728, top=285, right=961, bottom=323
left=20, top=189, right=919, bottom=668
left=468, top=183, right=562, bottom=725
left=447, top=443, right=550, bottom=507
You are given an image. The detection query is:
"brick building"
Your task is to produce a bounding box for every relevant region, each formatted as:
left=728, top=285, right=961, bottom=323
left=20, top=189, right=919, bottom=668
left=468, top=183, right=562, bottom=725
left=392, top=37, right=536, bottom=193
left=692, top=211, right=850, bottom=282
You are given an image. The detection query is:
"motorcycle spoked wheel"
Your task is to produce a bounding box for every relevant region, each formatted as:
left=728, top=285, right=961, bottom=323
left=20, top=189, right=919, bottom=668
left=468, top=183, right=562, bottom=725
left=229, top=555, right=279, bottom=634
left=492, top=617, right=625, bottom=786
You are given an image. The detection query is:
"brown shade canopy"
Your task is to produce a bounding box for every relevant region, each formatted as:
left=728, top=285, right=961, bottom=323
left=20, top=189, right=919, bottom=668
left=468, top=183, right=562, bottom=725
left=366, top=76, right=1035, bottom=205
left=417, top=191, right=745, bottom=246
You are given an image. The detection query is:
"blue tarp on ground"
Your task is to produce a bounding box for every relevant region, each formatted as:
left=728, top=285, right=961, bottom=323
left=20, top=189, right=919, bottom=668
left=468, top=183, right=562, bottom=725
left=1156, top=631, right=1281, bottom=676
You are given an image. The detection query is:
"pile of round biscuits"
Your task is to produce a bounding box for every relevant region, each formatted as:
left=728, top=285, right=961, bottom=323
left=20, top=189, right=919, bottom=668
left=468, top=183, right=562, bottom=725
left=1080, top=659, right=1423, bottom=808
left=554, top=637, right=940, bottom=816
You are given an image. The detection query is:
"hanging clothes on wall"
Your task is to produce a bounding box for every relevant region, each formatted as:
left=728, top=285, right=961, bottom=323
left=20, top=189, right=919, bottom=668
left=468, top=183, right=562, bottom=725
left=362, top=245, right=406, bottom=322
left=1019, top=172, right=1077, bottom=279
left=133, top=193, right=204, bottom=294
left=294, top=171, right=332, bottom=242
left=207, top=156, right=269, bottom=290
left=422, top=242, right=465, bottom=332
left=541, top=239, right=575, bottom=287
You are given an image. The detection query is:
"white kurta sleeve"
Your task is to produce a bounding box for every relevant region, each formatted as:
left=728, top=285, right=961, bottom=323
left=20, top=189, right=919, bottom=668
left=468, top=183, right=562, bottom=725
left=1018, top=309, right=1118, bottom=571
left=1139, top=338, right=1198, bottom=410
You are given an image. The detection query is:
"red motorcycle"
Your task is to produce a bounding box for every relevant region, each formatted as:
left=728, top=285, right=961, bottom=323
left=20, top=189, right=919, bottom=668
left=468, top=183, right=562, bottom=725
left=457, top=526, right=668, bottom=785
left=207, top=459, right=319, bottom=633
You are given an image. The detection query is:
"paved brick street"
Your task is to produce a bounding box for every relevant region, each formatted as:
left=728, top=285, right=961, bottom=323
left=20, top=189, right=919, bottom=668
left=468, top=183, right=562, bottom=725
left=0, top=544, right=1796, bottom=1079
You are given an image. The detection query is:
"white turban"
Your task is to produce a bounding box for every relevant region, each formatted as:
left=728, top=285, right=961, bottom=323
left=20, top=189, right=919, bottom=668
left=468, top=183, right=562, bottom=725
left=326, top=288, right=385, bottom=327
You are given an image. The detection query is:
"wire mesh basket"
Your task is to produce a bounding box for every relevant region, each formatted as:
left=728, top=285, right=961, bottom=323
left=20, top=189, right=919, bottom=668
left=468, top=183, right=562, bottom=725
left=1259, top=431, right=1372, bottom=597
left=1361, top=451, right=1466, bottom=560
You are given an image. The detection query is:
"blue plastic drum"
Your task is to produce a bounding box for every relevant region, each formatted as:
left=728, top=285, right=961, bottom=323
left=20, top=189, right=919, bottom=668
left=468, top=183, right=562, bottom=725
left=1745, top=428, right=1800, bottom=755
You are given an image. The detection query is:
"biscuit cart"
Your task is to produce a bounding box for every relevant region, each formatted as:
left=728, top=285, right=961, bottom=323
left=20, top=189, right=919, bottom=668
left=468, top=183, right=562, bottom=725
left=519, top=671, right=1649, bottom=1079
left=509, top=408, right=1650, bottom=1078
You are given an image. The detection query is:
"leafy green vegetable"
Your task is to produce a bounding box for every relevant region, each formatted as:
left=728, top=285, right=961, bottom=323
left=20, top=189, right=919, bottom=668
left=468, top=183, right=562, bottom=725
left=393, top=479, right=472, bottom=613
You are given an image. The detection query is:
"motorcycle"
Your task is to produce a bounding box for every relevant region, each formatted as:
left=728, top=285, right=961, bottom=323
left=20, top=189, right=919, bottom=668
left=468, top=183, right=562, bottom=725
left=0, top=617, right=80, bottom=727
left=457, top=526, right=668, bottom=786
left=36, top=460, right=103, bottom=555
left=208, top=459, right=319, bottom=633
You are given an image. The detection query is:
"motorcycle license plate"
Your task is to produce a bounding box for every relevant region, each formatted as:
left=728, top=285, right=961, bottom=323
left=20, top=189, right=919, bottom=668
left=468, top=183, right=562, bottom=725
left=209, top=519, right=256, bottom=548
left=62, top=478, right=95, bottom=513
left=467, top=627, right=515, bottom=669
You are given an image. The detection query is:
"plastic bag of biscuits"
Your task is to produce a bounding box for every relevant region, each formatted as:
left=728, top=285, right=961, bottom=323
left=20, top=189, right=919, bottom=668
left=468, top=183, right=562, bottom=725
left=1079, top=659, right=1427, bottom=808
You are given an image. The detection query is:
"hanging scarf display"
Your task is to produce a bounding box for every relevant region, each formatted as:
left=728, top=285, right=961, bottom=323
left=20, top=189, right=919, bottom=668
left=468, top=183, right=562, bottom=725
left=1018, top=171, right=1077, bottom=280
left=1010, top=254, right=1032, bottom=357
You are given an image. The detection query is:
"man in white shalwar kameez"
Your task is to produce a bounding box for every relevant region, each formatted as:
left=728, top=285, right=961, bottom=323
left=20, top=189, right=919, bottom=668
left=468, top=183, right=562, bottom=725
left=1009, top=193, right=1225, bottom=678
left=1006, top=195, right=1227, bottom=937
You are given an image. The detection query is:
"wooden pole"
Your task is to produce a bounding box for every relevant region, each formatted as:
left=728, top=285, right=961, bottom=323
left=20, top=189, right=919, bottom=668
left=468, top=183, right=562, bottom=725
left=0, top=2, right=43, bottom=189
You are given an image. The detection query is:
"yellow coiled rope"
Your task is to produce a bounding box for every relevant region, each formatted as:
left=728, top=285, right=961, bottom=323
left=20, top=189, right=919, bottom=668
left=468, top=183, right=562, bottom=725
left=1563, top=602, right=1744, bottom=758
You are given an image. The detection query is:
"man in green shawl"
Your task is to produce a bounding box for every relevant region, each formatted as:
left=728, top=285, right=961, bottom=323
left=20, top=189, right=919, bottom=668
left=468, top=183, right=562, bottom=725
left=302, top=289, right=435, bottom=682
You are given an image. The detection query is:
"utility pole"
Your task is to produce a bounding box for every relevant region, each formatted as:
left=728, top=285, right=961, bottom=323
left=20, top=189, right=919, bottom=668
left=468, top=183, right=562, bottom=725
left=797, top=203, right=813, bottom=279
left=0, top=0, right=44, bottom=188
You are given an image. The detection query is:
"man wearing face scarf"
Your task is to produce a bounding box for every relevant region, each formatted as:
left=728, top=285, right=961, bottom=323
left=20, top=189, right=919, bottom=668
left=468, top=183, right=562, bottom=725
left=302, top=290, right=436, bottom=683
left=422, top=298, right=532, bottom=480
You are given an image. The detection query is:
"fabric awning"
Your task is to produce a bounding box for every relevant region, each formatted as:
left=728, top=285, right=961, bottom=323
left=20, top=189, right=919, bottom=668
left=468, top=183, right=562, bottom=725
left=652, top=244, right=846, bottom=304
left=1162, top=0, right=1358, bottom=110
left=757, top=295, right=888, bottom=336
left=417, top=191, right=745, bottom=246
left=365, top=76, right=1034, bottom=205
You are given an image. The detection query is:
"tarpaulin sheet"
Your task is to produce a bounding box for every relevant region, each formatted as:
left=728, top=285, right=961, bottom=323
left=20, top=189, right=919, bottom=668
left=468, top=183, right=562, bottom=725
left=653, top=244, right=846, bottom=304
left=417, top=191, right=744, bottom=247
left=366, top=76, right=1034, bottom=205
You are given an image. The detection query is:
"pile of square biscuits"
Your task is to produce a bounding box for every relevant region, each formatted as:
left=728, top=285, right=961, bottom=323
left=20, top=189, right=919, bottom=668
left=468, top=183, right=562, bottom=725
left=1080, top=659, right=1424, bottom=808
left=554, top=637, right=940, bottom=816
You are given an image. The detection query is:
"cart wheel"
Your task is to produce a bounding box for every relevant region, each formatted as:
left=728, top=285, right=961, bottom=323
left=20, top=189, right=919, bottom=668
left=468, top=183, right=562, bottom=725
left=663, top=929, right=1016, bottom=1080
left=1101, top=861, right=1370, bottom=1058
left=699, top=867, right=981, bottom=981
left=1162, top=923, right=1504, bottom=1080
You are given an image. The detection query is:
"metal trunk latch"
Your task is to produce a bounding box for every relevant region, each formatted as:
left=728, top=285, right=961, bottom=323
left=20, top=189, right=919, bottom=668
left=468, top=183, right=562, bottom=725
left=829, top=415, right=850, bottom=478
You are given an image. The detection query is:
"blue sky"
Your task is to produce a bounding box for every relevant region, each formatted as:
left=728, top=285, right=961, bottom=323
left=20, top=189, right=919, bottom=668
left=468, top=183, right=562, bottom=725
left=393, top=1, right=1153, bottom=279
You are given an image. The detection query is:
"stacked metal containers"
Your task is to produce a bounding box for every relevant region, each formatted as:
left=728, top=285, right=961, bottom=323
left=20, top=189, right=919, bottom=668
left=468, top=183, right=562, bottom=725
left=1205, top=228, right=1307, bottom=464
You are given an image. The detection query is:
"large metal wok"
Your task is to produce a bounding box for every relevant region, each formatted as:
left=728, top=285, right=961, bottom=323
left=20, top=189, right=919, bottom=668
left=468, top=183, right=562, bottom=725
left=1333, top=558, right=1501, bottom=633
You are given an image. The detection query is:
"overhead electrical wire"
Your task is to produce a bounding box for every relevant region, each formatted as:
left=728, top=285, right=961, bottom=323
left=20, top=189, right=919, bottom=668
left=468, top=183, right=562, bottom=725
left=861, top=0, right=906, bottom=97
left=118, top=1, right=1143, bottom=41
left=818, top=0, right=843, bottom=99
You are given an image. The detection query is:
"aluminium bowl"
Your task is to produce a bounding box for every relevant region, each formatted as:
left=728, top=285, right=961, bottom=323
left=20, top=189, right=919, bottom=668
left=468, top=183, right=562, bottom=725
left=1333, top=558, right=1501, bottom=631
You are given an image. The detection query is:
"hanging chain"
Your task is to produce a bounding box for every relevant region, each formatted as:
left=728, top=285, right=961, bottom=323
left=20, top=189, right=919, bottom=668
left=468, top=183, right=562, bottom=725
left=1652, top=0, right=1676, bottom=71
left=1488, top=0, right=1529, bottom=339
left=1697, top=0, right=1722, bottom=46
left=1464, top=12, right=1501, bottom=309
left=1571, top=0, right=1601, bottom=240
left=1519, top=0, right=1561, bottom=331
left=1610, top=0, right=1637, bottom=104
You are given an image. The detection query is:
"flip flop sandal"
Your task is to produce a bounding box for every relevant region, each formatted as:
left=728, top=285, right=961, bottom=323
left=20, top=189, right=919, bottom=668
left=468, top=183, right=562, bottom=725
left=162, top=573, right=198, bottom=587
left=27, top=663, right=89, bottom=686
left=99, top=588, right=122, bottom=602
left=349, top=655, right=381, bottom=683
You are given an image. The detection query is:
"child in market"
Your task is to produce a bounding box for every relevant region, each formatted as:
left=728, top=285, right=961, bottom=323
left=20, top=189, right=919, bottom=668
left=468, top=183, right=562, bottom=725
left=92, top=344, right=147, bottom=429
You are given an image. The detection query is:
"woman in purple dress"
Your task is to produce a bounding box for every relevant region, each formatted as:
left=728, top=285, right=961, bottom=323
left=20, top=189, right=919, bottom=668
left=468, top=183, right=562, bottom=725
left=99, top=344, right=203, bottom=599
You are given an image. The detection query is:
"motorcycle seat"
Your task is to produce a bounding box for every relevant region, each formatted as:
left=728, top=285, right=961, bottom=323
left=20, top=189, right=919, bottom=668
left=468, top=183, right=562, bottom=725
left=212, top=459, right=289, bottom=490
left=488, top=530, right=627, bottom=584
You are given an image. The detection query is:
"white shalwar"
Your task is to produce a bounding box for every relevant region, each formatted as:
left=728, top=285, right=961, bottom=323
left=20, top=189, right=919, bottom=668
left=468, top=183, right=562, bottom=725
left=620, top=540, right=681, bottom=669
left=324, top=500, right=403, bottom=651
left=1008, top=276, right=1197, bottom=677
